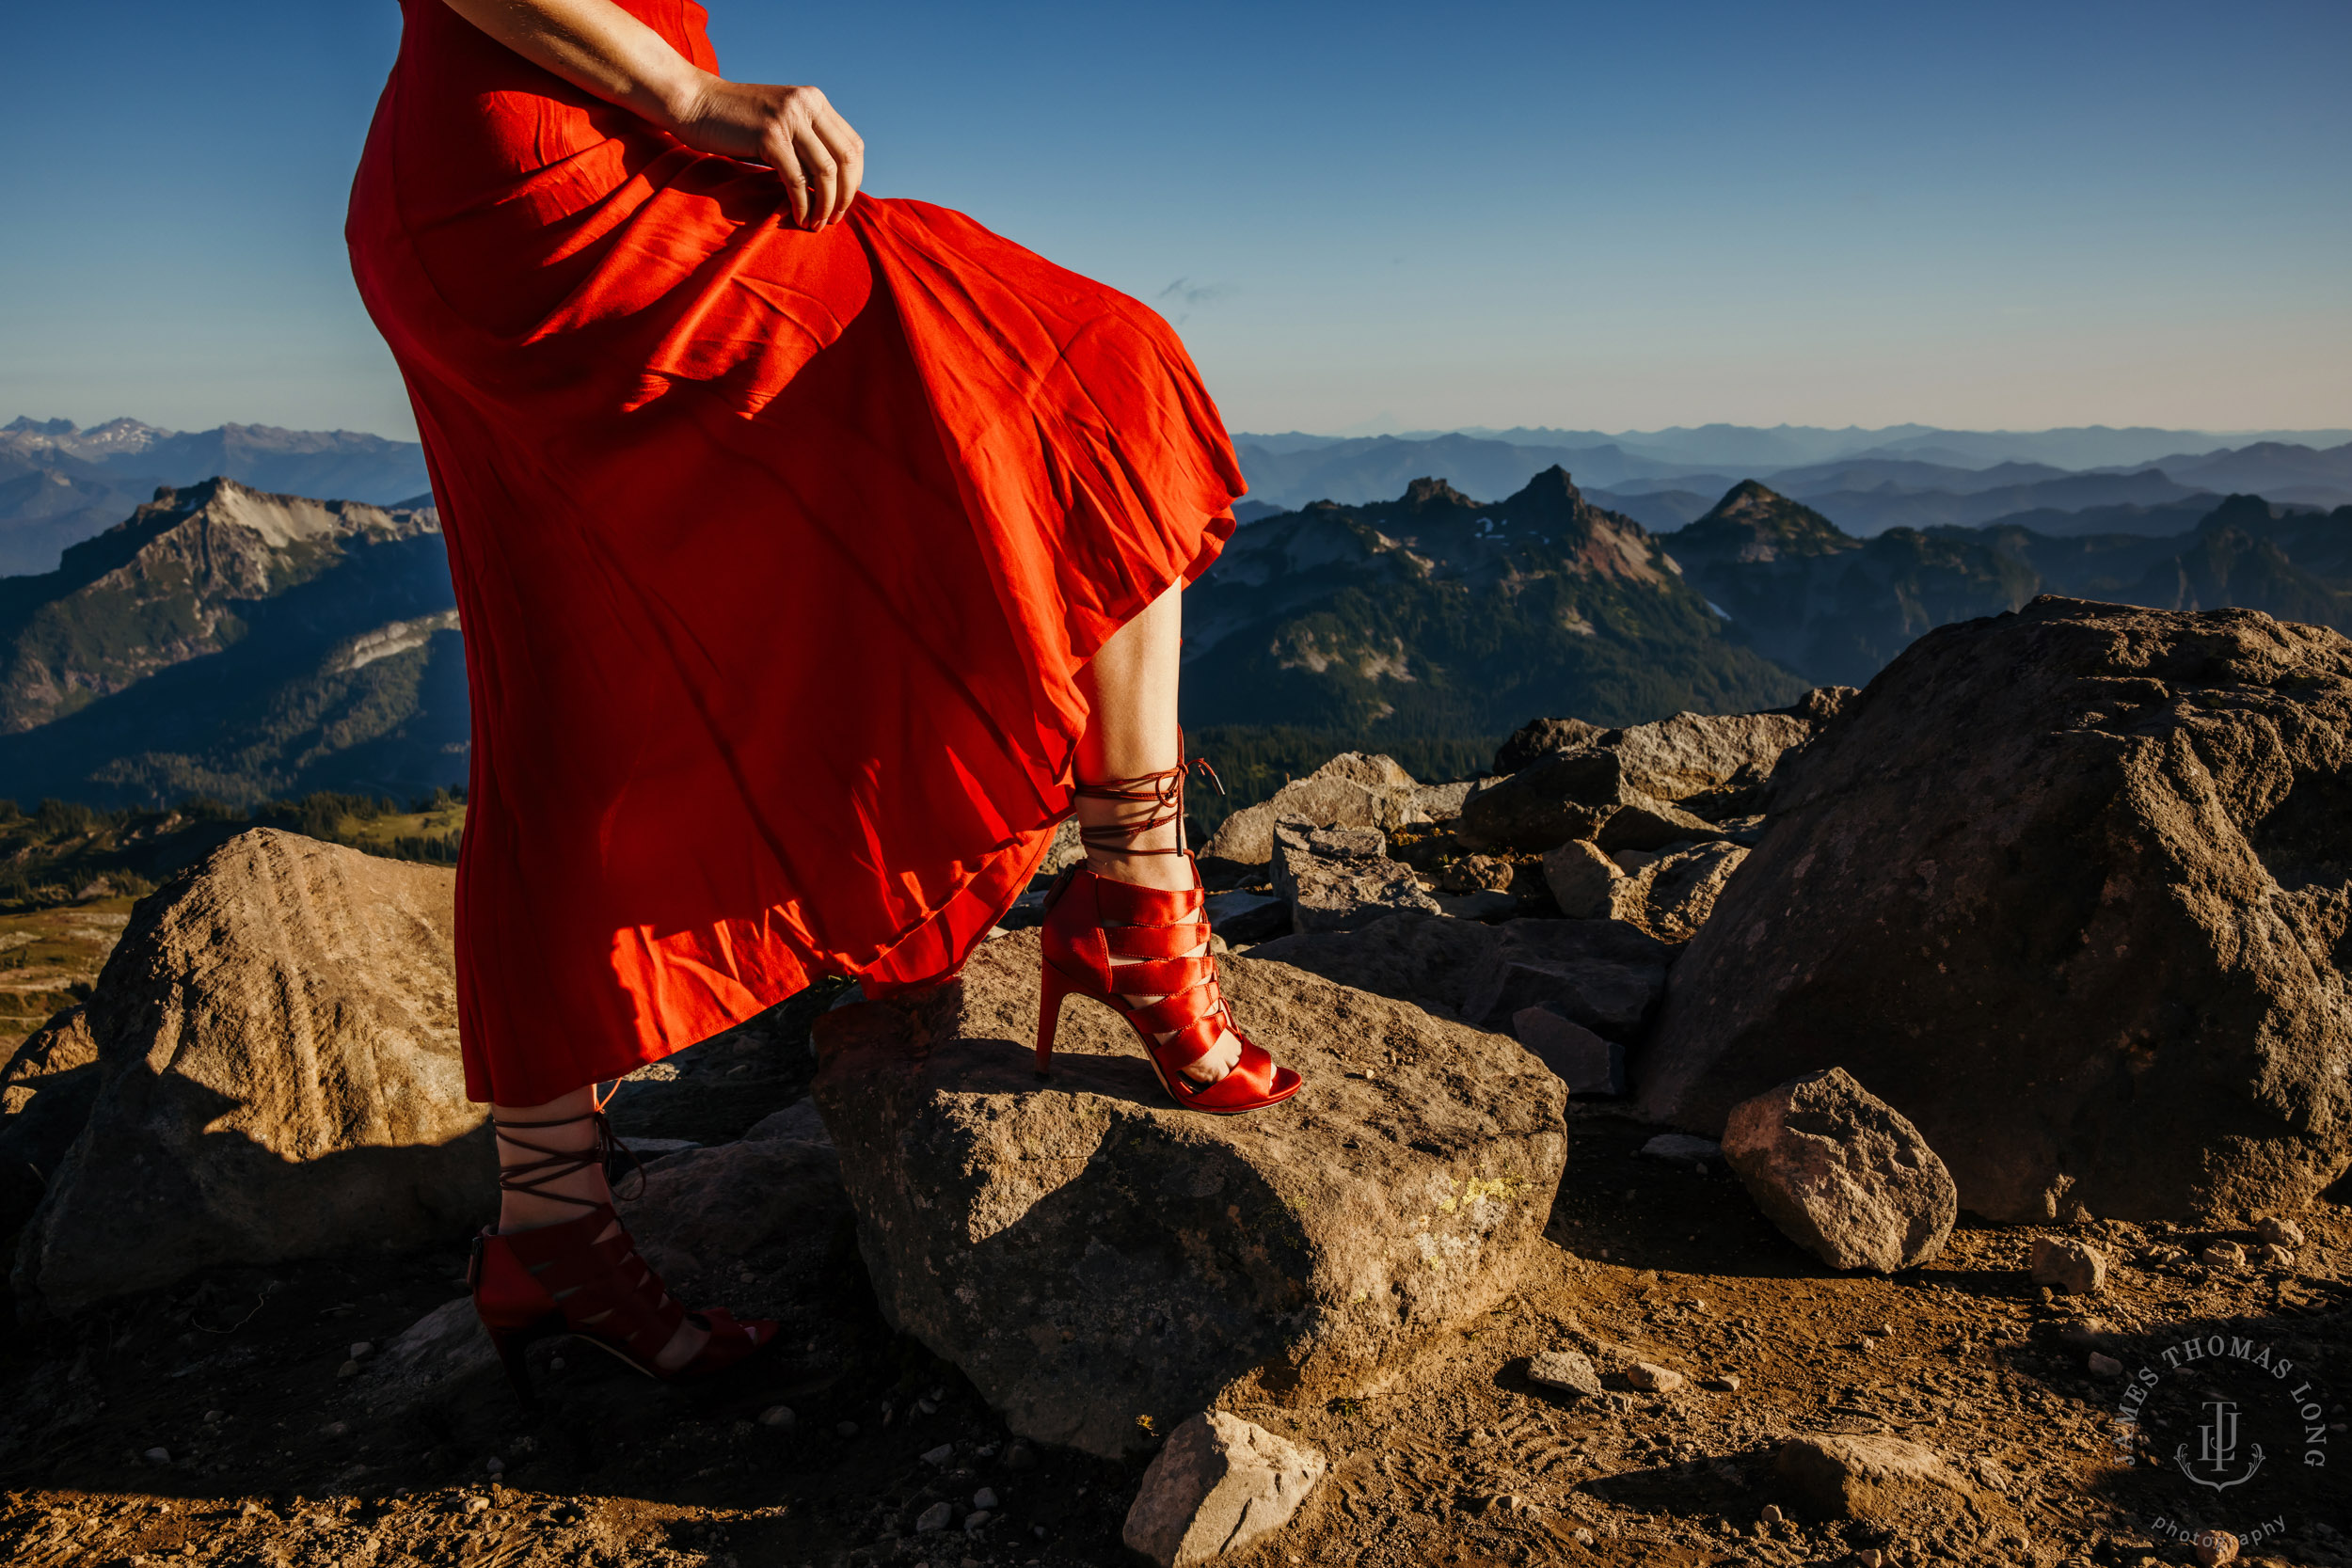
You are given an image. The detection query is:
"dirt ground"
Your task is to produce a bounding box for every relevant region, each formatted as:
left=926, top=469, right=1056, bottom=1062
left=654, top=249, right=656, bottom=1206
left=1, top=988, right=2345, bottom=1568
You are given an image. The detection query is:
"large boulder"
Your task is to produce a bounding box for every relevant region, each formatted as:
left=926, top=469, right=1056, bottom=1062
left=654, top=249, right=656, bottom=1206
left=1271, top=820, right=1441, bottom=932
left=1603, top=709, right=1815, bottom=802
left=1643, top=598, right=2352, bottom=1222
left=12, top=830, right=490, bottom=1315
left=810, top=929, right=1568, bottom=1458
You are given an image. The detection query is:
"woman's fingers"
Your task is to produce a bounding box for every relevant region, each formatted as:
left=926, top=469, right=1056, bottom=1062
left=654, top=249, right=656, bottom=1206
left=769, top=135, right=812, bottom=228
left=795, top=132, right=840, bottom=230
left=814, top=109, right=864, bottom=221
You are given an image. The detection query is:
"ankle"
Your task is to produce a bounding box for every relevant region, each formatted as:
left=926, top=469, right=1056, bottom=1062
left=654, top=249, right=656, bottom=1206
left=1085, top=848, right=1197, bottom=892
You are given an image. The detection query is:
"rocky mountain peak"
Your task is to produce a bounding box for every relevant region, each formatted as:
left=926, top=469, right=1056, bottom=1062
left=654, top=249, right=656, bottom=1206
left=1671, top=481, right=1856, bottom=564
left=1502, top=464, right=1587, bottom=519
left=1400, top=476, right=1477, bottom=512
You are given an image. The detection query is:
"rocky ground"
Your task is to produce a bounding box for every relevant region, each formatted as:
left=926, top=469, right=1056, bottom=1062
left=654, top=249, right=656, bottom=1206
left=0, top=981, right=2343, bottom=1568
left=0, top=895, right=131, bottom=1058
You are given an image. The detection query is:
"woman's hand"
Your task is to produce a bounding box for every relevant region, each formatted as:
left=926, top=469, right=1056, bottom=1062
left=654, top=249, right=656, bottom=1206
left=668, top=79, right=865, bottom=230
left=437, top=0, right=864, bottom=229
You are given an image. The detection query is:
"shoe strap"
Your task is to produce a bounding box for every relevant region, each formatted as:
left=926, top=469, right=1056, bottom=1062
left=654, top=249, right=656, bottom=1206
left=491, top=1085, right=644, bottom=1212
left=1072, top=732, right=1224, bottom=858
left=1102, top=920, right=1210, bottom=960
left=501, top=1202, right=687, bottom=1363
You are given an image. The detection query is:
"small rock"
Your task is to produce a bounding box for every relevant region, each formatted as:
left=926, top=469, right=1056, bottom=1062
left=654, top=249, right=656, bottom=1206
left=2255, top=1215, right=2305, bottom=1248
left=143, top=1448, right=171, bottom=1465
left=1541, top=840, right=1623, bottom=920
left=757, top=1405, right=795, bottom=1428
left=1628, top=1362, right=1684, bottom=1393
left=2253, top=1243, right=2296, bottom=1268
left=1855, top=1551, right=1884, bottom=1568
left=1525, top=1350, right=1602, bottom=1398
left=1758, top=1504, right=1784, bottom=1524
left=1722, top=1068, right=1956, bottom=1272
left=2201, top=1241, right=2247, bottom=1270
left=348, top=1341, right=373, bottom=1359
left=2195, top=1529, right=2240, bottom=1565
left=321, top=1421, right=349, bottom=1438
left=2136, top=1242, right=2187, bottom=1267
left=1121, top=1412, right=1327, bottom=1568
left=202, top=1410, right=225, bottom=1424
left=485, top=1457, right=504, bottom=1476
left=916, top=1501, right=954, bottom=1533
left=922, top=1443, right=956, bottom=1466
left=1003, top=1442, right=1038, bottom=1471
left=1706, top=1374, right=1741, bottom=1392
left=963, top=1510, right=993, bottom=1531
left=1774, top=1433, right=1968, bottom=1524
left=336, top=1359, right=361, bottom=1380
left=973, top=1487, right=999, bottom=1510
left=2055, top=1317, right=2111, bottom=1349
left=1441, top=855, right=1516, bottom=895
left=2087, top=1352, right=2124, bottom=1377
left=2030, top=1235, right=2107, bottom=1295
left=463, top=1496, right=489, bottom=1514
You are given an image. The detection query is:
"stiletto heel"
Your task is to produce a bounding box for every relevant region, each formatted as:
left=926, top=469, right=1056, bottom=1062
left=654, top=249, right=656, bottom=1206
left=1037, top=950, right=1074, bottom=1075
left=482, top=1310, right=562, bottom=1410
left=1041, top=751, right=1302, bottom=1116
left=469, top=1094, right=777, bottom=1406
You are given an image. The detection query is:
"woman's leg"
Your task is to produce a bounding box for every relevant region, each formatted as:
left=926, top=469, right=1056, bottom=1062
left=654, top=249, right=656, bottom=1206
left=492, top=1087, right=709, bottom=1370
left=1072, top=581, right=1243, bottom=1082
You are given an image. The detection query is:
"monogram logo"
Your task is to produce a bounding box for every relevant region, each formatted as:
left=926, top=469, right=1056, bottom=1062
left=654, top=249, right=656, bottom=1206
left=2175, top=1399, right=2265, bottom=1491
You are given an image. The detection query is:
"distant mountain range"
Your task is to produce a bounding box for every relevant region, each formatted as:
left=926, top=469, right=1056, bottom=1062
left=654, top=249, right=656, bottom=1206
left=0, top=417, right=430, bottom=578
left=7, top=408, right=2352, bottom=810
left=0, top=478, right=464, bottom=807
left=1231, top=426, right=2352, bottom=537
left=1662, top=483, right=2352, bottom=688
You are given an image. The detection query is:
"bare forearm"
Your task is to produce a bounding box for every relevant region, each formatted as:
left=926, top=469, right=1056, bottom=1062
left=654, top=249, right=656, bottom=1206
left=437, top=0, right=709, bottom=132
left=435, top=0, right=866, bottom=228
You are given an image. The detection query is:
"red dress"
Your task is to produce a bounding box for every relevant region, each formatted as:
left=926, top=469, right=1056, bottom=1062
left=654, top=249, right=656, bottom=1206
left=346, top=0, right=1242, bottom=1105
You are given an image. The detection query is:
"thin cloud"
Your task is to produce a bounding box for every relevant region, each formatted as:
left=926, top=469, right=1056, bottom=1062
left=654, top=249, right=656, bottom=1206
left=1157, top=278, right=1236, bottom=324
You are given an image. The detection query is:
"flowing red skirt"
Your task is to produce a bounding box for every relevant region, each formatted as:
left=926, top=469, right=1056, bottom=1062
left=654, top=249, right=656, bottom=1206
left=347, top=0, right=1241, bottom=1105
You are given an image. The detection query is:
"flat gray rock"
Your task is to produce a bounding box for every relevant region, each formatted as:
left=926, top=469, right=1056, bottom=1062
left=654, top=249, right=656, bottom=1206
left=811, top=929, right=1567, bottom=1458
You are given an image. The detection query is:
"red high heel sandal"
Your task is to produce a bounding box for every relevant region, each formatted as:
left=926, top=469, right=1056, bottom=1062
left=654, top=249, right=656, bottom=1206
left=1036, top=756, right=1302, bottom=1114
left=468, top=1092, right=775, bottom=1408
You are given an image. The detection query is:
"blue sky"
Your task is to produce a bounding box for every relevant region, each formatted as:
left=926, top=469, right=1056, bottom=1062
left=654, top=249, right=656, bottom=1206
left=3, top=0, right=2346, bottom=440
